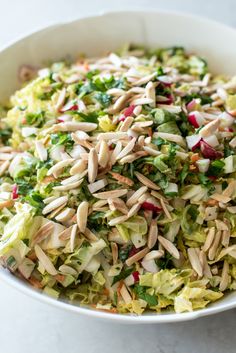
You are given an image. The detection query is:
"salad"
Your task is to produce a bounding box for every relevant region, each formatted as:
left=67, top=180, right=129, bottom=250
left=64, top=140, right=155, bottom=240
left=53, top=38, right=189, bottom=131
left=0, top=45, right=236, bottom=314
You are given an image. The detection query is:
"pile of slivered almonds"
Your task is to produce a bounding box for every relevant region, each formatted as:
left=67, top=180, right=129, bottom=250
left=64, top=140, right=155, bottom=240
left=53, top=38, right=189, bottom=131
left=1, top=47, right=236, bottom=313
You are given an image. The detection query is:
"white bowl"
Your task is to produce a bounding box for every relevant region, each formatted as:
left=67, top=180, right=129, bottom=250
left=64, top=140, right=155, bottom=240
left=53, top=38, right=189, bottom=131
left=1, top=10, right=236, bottom=323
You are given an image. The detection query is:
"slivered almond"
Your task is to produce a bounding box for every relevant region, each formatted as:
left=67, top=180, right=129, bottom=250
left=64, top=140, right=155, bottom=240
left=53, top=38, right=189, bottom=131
left=215, top=219, right=229, bottom=231
left=88, top=179, right=108, bottom=193
left=55, top=208, right=75, bottom=222
left=226, top=206, right=236, bottom=214
left=53, top=179, right=83, bottom=191
left=202, top=227, right=215, bottom=252
left=88, top=148, right=98, bottom=183
left=34, top=245, right=57, bottom=276
left=143, top=250, right=164, bottom=261
left=119, top=151, right=148, bottom=164
left=47, top=159, right=74, bottom=177
left=0, top=160, right=10, bottom=177
left=109, top=172, right=133, bottom=186
left=108, top=215, right=128, bottom=226
left=116, top=138, right=136, bottom=160
left=42, top=196, right=68, bottom=215
left=132, top=120, right=153, bottom=129
left=108, top=92, right=132, bottom=114
left=132, top=73, right=157, bottom=86
left=56, top=88, right=66, bottom=111
left=134, top=171, right=160, bottom=190
left=71, top=133, right=93, bottom=149
left=0, top=153, right=14, bottom=161
left=35, top=140, right=47, bottom=161
left=97, top=132, right=128, bottom=141
left=93, top=200, right=108, bottom=209
left=98, top=140, right=109, bottom=168
left=110, top=141, right=122, bottom=165
left=111, top=242, right=118, bottom=264
left=126, top=186, right=148, bottom=207
left=76, top=201, right=89, bottom=233
left=131, top=97, right=154, bottom=106
left=70, top=160, right=87, bottom=175
left=127, top=203, right=141, bottom=218
left=59, top=226, right=73, bottom=240
left=160, top=198, right=172, bottom=220
left=199, top=119, right=220, bottom=137
left=147, top=219, right=158, bottom=249
left=219, top=260, right=229, bottom=291
left=51, top=121, right=97, bottom=132
left=208, top=230, right=221, bottom=260
left=70, top=224, right=78, bottom=252
left=108, top=198, right=128, bottom=214
left=120, top=284, right=132, bottom=304
left=31, top=222, right=54, bottom=246
left=158, top=236, right=180, bottom=259
left=222, top=180, right=236, bottom=198
left=93, top=189, right=128, bottom=199
left=84, top=228, right=98, bottom=242
left=43, top=196, right=57, bottom=204
left=199, top=251, right=212, bottom=278
left=126, top=247, right=149, bottom=266
left=210, top=193, right=231, bottom=203
left=59, top=265, right=77, bottom=276
left=47, top=202, right=68, bottom=219
left=143, top=146, right=161, bottom=156
left=188, top=248, right=203, bottom=277
left=145, top=81, right=156, bottom=108
left=119, top=117, right=134, bottom=132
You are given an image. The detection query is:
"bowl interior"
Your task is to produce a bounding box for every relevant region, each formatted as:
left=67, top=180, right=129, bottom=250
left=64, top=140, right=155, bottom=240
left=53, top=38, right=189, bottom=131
left=0, top=10, right=236, bottom=322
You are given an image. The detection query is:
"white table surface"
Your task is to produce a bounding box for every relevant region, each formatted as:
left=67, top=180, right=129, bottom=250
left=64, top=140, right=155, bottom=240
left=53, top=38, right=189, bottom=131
left=1, top=1, right=236, bottom=352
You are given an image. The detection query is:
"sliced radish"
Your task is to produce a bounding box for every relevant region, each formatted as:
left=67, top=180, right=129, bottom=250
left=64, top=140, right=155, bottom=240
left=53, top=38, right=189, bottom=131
left=200, top=140, right=223, bottom=160
left=195, top=159, right=210, bottom=173
left=57, top=114, right=72, bottom=123
left=186, top=134, right=202, bottom=150
left=141, top=201, right=162, bottom=213
left=132, top=271, right=140, bottom=282
left=59, top=101, right=78, bottom=113
left=119, top=105, right=135, bottom=121
left=186, top=99, right=199, bottom=112
left=204, top=135, right=219, bottom=147
left=188, top=111, right=205, bottom=128
left=12, top=184, right=18, bottom=199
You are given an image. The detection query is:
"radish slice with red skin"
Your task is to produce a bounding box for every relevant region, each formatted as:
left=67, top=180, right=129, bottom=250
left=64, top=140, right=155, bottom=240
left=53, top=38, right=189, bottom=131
left=141, top=201, right=162, bottom=213
left=186, top=99, right=198, bottom=112
left=186, top=134, right=202, bottom=150
left=119, top=105, right=135, bottom=121
left=12, top=184, right=18, bottom=199
left=200, top=140, right=223, bottom=160
left=59, top=102, right=78, bottom=113
left=188, top=111, right=205, bottom=128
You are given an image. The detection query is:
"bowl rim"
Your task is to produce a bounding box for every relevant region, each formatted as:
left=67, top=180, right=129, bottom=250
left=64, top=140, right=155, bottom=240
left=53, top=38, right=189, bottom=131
left=1, top=9, right=236, bottom=323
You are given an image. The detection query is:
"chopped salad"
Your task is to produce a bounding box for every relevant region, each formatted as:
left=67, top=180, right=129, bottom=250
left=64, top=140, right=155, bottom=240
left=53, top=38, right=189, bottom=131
left=1, top=46, right=236, bottom=314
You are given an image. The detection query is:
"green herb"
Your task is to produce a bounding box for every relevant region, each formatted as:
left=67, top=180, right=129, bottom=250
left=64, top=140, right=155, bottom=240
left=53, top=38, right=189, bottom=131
left=94, top=92, right=112, bottom=107
left=119, top=244, right=133, bottom=262
left=14, top=178, right=34, bottom=195
left=77, top=112, right=99, bottom=123
left=207, top=160, right=225, bottom=177
left=51, top=132, right=74, bottom=151
left=179, top=163, right=189, bottom=184
left=134, top=285, right=158, bottom=306
left=25, top=111, right=45, bottom=127
left=156, top=253, right=173, bottom=270
left=0, top=127, right=12, bottom=144
left=112, top=267, right=134, bottom=285
left=24, top=191, right=44, bottom=213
